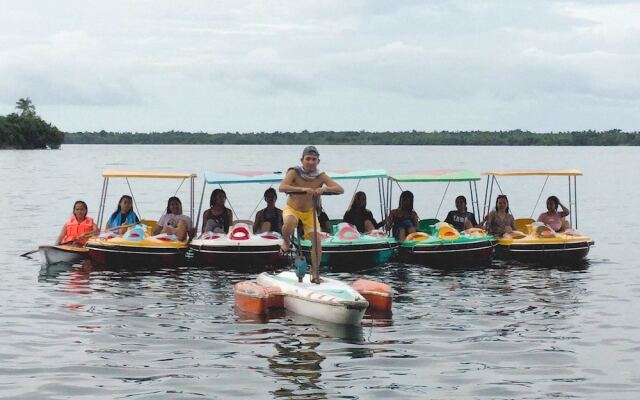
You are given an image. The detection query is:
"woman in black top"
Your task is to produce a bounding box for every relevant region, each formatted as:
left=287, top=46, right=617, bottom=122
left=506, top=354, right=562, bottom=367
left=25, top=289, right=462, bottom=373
left=343, top=191, right=379, bottom=233
left=253, top=188, right=283, bottom=233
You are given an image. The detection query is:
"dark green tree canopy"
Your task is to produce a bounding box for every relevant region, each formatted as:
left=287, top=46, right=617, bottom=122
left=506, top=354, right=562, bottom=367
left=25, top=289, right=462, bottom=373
left=0, top=98, right=64, bottom=149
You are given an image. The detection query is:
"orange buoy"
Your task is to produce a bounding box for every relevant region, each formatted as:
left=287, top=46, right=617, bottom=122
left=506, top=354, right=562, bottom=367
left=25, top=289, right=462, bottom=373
left=351, top=279, right=393, bottom=312
left=234, top=281, right=283, bottom=314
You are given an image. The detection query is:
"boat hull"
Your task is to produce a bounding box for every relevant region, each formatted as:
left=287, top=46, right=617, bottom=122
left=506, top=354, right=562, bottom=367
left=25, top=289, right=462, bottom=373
left=398, top=238, right=496, bottom=267
left=256, top=271, right=368, bottom=325
left=190, top=244, right=288, bottom=268
left=86, top=243, right=187, bottom=267
left=38, top=245, right=88, bottom=265
left=300, top=242, right=398, bottom=269
left=496, top=240, right=594, bottom=265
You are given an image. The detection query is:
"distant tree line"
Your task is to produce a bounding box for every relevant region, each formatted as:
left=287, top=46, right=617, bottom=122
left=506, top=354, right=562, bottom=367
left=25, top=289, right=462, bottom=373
left=0, top=98, right=64, bottom=149
left=64, top=129, right=640, bottom=146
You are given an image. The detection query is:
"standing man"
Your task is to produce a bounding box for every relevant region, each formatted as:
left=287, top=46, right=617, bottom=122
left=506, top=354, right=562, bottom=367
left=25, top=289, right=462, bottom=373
left=279, top=146, right=343, bottom=283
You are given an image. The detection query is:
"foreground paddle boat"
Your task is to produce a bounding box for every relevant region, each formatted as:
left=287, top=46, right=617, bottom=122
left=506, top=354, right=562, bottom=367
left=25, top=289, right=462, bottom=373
left=190, top=171, right=289, bottom=268
left=483, top=170, right=594, bottom=265
left=387, top=170, right=497, bottom=266
left=85, top=170, right=196, bottom=267
left=299, top=169, right=398, bottom=269
left=38, top=244, right=89, bottom=266
left=234, top=271, right=393, bottom=325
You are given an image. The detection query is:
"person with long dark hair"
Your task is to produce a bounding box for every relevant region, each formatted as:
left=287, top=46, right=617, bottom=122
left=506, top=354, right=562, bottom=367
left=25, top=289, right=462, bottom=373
left=202, top=188, right=233, bottom=233
left=444, top=195, right=478, bottom=231
left=153, top=196, right=194, bottom=241
left=55, top=200, right=99, bottom=245
left=385, top=191, right=419, bottom=240
left=484, top=194, right=516, bottom=237
left=343, top=191, right=379, bottom=233
left=107, top=195, right=140, bottom=235
left=537, top=195, right=570, bottom=232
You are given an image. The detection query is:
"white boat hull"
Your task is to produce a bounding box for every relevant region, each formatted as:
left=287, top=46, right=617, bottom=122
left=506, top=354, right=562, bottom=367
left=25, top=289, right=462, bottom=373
left=256, top=271, right=369, bottom=325
left=38, top=245, right=88, bottom=265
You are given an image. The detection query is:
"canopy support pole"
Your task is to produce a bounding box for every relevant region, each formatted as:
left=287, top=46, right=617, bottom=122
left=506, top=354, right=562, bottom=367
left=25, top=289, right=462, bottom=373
left=530, top=176, right=549, bottom=218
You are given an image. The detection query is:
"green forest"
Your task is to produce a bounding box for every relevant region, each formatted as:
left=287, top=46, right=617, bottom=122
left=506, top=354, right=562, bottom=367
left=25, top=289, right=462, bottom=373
left=0, top=98, right=64, bottom=149
left=64, top=129, right=640, bottom=146
left=2, top=98, right=639, bottom=148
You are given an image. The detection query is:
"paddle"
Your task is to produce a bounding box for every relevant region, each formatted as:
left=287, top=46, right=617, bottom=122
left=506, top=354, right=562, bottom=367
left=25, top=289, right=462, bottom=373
left=20, top=223, right=136, bottom=258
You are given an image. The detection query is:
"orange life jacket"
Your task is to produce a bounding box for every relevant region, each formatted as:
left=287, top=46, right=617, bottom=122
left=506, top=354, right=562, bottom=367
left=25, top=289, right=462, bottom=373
left=63, top=214, right=95, bottom=244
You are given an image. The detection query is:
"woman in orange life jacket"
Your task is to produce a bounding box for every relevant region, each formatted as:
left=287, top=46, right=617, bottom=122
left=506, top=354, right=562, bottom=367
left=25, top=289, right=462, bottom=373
left=55, top=200, right=99, bottom=246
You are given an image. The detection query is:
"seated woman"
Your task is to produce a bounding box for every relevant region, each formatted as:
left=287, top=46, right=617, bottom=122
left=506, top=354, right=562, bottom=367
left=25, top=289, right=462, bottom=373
left=484, top=195, right=516, bottom=237
left=444, top=195, right=478, bottom=232
left=253, top=188, right=283, bottom=233
left=385, top=191, right=419, bottom=241
left=202, top=189, right=233, bottom=233
left=55, top=200, right=99, bottom=246
left=153, top=197, right=194, bottom=241
left=107, top=195, right=140, bottom=235
left=538, top=195, right=570, bottom=232
left=343, top=191, right=380, bottom=233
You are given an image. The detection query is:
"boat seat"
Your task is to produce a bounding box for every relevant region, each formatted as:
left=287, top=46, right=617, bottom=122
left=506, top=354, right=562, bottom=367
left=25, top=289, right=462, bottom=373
left=514, top=218, right=535, bottom=233
left=418, top=218, right=439, bottom=234
left=140, top=219, right=158, bottom=232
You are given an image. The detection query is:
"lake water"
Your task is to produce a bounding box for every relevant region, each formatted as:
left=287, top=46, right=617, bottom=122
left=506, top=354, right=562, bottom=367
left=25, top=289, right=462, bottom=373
left=1, top=144, right=639, bottom=399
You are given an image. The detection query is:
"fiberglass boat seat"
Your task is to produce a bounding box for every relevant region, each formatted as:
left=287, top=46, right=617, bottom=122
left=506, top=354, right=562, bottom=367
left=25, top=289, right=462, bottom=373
left=418, top=218, right=440, bottom=234
left=514, top=218, right=535, bottom=233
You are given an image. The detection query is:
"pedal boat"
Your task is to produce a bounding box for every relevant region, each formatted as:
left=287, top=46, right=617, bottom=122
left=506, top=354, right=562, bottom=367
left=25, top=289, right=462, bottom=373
left=299, top=222, right=398, bottom=269
left=398, top=222, right=496, bottom=266
left=191, top=171, right=297, bottom=268
left=387, top=169, right=496, bottom=267
left=483, top=170, right=594, bottom=265
left=86, top=224, right=188, bottom=267
left=86, top=170, right=197, bottom=267
left=299, top=169, right=395, bottom=269
left=190, top=221, right=287, bottom=267
left=38, top=244, right=89, bottom=266
left=253, top=271, right=370, bottom=325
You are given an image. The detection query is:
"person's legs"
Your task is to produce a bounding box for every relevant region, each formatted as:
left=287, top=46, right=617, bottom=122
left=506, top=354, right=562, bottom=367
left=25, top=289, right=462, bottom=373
left=281, top=214, right=299, bottom=253
left=363, top=219, right=375, bottom=232
left=261, top=221, right=272, bottom=233
left=175, top=221, right=187, bottom=241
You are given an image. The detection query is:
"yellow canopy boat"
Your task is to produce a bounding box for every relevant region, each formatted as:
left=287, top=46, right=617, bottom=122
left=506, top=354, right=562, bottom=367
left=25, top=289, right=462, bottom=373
left=483, top=170, right=594, bottom=265
left=85, top=170, right=196, bottom=267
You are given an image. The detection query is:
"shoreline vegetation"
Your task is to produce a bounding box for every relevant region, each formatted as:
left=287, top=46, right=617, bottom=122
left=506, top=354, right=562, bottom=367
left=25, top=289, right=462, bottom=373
left=2, top=99, right=639, bottom=148
left=64, top=129, right=639, bottom=146
left=0, top=98, right=63, bottom=149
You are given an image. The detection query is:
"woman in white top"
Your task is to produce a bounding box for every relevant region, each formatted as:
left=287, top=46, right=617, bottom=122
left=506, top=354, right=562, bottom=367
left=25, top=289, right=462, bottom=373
left=153, top=196, right=194, bottom=241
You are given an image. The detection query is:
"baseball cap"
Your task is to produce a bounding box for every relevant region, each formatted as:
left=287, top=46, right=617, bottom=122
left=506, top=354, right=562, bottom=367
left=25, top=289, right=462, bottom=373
left=302, top=145, right=319, bottom=157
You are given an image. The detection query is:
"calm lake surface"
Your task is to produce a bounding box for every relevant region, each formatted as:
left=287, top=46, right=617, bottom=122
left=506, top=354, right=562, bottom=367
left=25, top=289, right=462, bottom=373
left=1, top=144, right=639, bottom=399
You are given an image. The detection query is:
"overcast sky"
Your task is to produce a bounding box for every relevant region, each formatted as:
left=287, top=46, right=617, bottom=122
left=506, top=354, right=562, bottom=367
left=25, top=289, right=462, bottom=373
left=1, top=0, right=638, bottom=133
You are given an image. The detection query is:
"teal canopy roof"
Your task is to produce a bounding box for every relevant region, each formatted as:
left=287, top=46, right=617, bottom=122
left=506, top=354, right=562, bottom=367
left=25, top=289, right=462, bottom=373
left=388, top=169, right=481, bottom=182
left=326, top=169, right=387, bottom=180
left=204, top=169, right=387, bottom=184
left=204, top=171, right=285, bottom=184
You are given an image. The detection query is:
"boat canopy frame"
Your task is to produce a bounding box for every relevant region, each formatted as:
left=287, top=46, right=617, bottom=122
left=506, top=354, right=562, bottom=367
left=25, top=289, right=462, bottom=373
left=195, top=169, right=390, bottom=233
left=96, top=170, right=197, bottom=229
left=482, top=170, right=582, bottom=229
left=386, top=169, right=483, bottom=221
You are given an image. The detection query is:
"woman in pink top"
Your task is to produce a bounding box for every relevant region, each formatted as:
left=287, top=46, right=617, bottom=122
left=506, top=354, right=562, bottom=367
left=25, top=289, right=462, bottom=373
left=537, top=196, right=570, bottom=232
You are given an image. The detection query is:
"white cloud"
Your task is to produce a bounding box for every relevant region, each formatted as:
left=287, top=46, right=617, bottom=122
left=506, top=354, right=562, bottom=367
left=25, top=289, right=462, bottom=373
left=0, top=0, right=638, bottom=131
